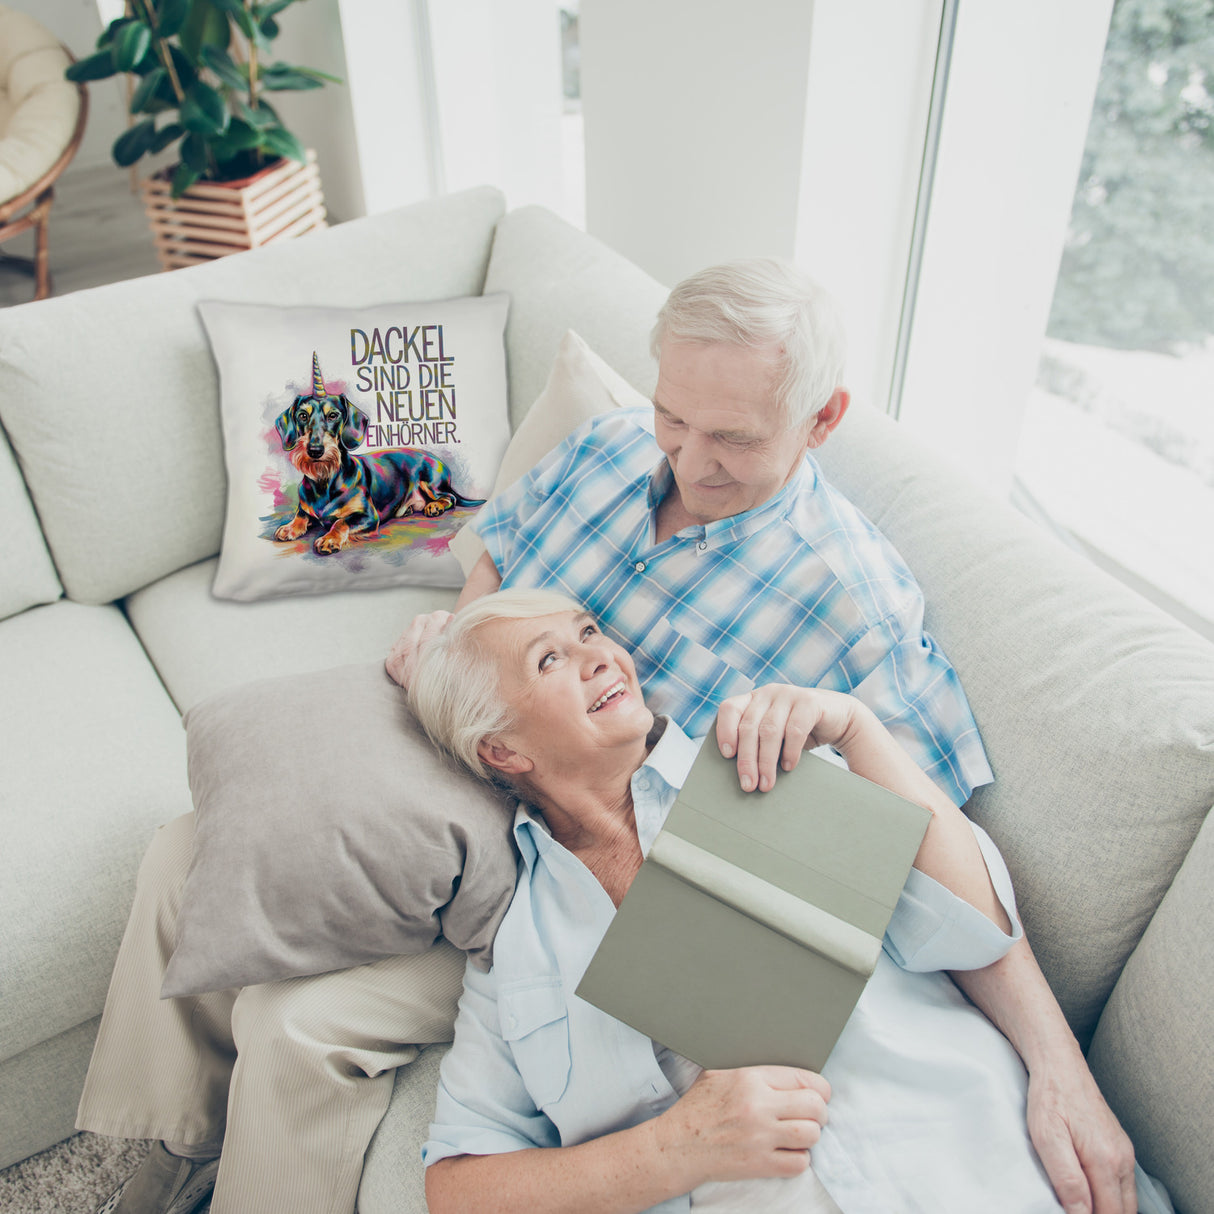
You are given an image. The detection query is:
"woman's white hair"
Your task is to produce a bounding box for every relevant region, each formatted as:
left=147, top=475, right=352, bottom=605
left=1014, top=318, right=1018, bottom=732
left=407, top=588, right=586, bottom=782
left=650, top=258, right=847, bottom=429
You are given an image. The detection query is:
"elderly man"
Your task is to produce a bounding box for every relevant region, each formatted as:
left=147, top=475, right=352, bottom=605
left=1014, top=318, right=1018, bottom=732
left=388, top=259, right=1136, bottom=1214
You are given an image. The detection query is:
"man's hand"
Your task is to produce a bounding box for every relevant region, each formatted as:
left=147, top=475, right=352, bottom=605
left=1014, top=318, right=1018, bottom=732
left=653, top=1066, right=830, bottom=1186
left=385, top=610, right=453, bottom=689
left=1026, top=1060, right=1137, bottom=1214
left=715, top=684, right=859, bottom=792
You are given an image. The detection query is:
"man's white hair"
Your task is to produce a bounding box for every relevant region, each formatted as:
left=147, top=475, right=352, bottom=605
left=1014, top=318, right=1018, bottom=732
left=408, top=588, right=586, bottom=781
left=650, top=258, right=847, bottom=429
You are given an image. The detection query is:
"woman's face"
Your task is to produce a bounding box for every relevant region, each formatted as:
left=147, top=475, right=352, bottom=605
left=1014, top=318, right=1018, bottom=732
left=477, top=610, right=653, bottom=776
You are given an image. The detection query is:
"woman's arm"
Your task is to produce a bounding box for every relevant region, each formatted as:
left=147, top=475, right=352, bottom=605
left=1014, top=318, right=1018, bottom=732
left=715, top=684, right=1010, bottom=931
left=427, top=1065, right=830, bottom=1214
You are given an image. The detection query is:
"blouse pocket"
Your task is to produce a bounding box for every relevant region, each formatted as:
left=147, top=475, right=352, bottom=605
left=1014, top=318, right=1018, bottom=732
left=636, top=614, right=755, bottom=724
left=499, top=978, right=572, bottom=1109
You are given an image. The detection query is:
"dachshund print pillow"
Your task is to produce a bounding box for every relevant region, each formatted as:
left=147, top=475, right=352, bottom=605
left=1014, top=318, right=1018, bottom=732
left=199, top=295, right=510, bottom=601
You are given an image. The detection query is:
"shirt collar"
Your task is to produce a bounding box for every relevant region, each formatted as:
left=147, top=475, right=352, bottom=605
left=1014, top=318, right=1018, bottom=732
left=645, top=456, right=817, bottom=547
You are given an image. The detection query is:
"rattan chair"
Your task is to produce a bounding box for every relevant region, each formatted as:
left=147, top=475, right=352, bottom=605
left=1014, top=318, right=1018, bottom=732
left=0, top=6, right=87, bottom=302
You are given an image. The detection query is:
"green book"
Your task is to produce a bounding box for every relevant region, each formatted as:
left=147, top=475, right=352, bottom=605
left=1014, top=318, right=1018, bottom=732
left=575, top=742, right=932, bottom=1072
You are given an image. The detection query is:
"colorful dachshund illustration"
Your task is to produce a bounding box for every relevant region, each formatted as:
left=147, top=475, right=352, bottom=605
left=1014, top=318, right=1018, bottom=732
left=273, top=353, right=485, bottom=554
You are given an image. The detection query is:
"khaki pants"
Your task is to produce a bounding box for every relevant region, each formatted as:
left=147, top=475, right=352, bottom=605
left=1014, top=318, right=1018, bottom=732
left=76, top=814, right=466, bottom=1214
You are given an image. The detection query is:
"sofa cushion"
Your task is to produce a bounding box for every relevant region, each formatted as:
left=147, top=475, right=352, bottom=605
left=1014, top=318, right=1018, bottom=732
left=0, top=186, right=506, bottom=606
left=198, top=294, right=510, bottom=602
left=483, top=205, right=667, bottom=430
left=0, top=421, right=60, bottom=620
left=123, top=556, right=456, bottom=714
left=449, top=329, right=644, bottom=575
left=0, top=600, right=191, bottom=1063
left=1088, top=804, right=1214, bottom=1214
left=814, top=402, right=1214, bottom=1045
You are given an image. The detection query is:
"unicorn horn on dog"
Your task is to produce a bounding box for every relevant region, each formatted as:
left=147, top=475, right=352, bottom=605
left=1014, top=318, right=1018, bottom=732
left=312, top=351, right=326, bottom=397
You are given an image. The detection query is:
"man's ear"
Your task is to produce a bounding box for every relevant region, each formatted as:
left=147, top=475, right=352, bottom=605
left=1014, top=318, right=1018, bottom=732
left=805, top=388, right=850, bottom=450
left=477, top=738, right=534, bottom=777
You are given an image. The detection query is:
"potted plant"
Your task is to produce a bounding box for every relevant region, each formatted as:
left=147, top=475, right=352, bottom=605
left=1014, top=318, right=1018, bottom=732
left=66, top=0, right=340, bottom=268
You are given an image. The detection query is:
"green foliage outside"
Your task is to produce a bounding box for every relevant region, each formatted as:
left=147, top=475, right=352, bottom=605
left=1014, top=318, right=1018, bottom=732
left=65, top=0, right=339, bottom=197
left=1047, top=0, right=1214, bottom=352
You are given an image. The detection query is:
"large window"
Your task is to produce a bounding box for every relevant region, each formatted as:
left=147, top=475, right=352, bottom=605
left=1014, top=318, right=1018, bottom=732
left=1013, top=0, right=1214, bottom=636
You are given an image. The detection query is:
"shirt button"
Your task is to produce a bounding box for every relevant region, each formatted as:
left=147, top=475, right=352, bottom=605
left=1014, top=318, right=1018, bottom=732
left=634, top=561, right=646, bottom=573
left=697, top=541, right=708, bottom=551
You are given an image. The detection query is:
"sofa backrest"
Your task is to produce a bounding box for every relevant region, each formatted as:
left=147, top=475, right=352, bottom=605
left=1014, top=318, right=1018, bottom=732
left=0, top=186, right=507, bottom=606
left=0, top=419, right=61, bottom=620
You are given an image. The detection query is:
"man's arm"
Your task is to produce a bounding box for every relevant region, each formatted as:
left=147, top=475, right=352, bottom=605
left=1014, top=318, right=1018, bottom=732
left=950, top=942, right=1137, bottom=1214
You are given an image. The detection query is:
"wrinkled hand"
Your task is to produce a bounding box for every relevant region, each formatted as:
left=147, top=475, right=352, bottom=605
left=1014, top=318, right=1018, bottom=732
left=385, top=610, right=453, bottom=689
left=715, top=684, right=859, bottom=792
left=655, top=1066, right=830, bottom=1185
left=1027, top=1063, right=1136, bottom=1214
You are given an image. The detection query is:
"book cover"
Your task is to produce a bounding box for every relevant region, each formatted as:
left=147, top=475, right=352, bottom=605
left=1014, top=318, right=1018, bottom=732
left=575, top=743, right=932, bottom=1071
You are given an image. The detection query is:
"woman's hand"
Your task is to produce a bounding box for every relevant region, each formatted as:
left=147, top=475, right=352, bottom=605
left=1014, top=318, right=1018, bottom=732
left=715, top=684, right=861, bottom=792
left=385, top=610, right=453, bottom=688
left=654, top=1066, right=831, bottom=1185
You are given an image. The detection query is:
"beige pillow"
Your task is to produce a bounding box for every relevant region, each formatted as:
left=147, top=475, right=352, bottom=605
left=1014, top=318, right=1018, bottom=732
left=163, top=662, right=519, bottom=997
left=449, top=329, right=650, bottom=575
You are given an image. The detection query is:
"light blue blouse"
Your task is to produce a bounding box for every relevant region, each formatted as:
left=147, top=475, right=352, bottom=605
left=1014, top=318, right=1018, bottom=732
left=424, top=722, right=1067, bottom=1212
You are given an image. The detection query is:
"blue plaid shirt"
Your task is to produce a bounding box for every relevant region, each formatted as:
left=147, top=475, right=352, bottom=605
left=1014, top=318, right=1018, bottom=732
left=475, top=407, right=991, bottom=805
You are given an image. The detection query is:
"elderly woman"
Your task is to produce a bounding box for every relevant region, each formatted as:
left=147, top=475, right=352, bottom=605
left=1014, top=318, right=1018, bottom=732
left=407, top=588, right=1081, bottom=1214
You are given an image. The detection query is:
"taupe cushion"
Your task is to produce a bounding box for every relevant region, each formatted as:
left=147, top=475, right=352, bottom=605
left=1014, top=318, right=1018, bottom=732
left=483, top=205, right=667, bottom=430
left=815, top=402, right=1214, bottom=1045
left=1088, top=806, right=1214, bottom=1214
left=0, top=186, right=505, bottom=605
left=162, top=663, right=519, bottom=997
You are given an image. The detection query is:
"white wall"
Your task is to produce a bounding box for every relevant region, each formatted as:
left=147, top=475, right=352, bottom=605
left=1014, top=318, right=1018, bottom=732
left=896, top=0, right=1113, bottom=489
left=579, top=0, right=818, bottom=288
left=795, top=0, right=941, bottom=414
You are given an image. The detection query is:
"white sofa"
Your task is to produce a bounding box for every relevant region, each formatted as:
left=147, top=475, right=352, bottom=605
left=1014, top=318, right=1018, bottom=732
left=1, top=186, right=1211, bottom=1214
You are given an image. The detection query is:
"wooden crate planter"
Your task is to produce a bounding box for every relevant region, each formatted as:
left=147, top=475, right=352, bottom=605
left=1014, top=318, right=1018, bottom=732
left=140, top=150, right=327, bottom=271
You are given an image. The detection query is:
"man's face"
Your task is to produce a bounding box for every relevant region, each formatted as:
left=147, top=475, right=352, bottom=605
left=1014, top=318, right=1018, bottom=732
left=652, top=340, right=817, bottom=524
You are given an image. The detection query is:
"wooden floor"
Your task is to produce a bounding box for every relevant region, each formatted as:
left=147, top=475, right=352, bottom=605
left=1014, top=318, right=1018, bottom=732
left=0, top=162, right=162, bottom=308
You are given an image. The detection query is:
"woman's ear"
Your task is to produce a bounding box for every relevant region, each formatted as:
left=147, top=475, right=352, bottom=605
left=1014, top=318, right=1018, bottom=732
left=477, top=739, right=533, bottom=777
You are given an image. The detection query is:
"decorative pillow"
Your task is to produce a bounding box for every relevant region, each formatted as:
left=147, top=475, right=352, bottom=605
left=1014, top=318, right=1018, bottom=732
left=199, top=295, right=510, bottom=602
left=449, top=328, right=650, bottom=575
left=161, top=662, right=519, bottom=998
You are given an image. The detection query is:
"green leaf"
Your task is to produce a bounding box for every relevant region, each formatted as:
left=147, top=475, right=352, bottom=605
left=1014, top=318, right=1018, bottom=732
left=260, top=124, right=305, bottom=163
left=66, top=50, right=119, bottom=83
left=221, top=118, right=263, bottom=150
left=155, top=0, right=192, bottom=40
left=167, top=44, right=198, bottom=91
left=150, top=121, right=185, bottom=153
left=259, top=15, right=279, bottom=40
left=129, top=66, right=166, bottom=112
left=171, top=162, right=201, bottom=197
left=112, top=20, right=152, bottom=72
left=180, top=0, right=231, bottom=63
left=112, top=119, right=157, bottom=167
left=234, top=97, right=279, bottom=129
left=180, top=131, right=210, bottom=172
left=254, top=0, right=297, bottom=19
left=181, top=81, right=230, bottom=135
left=200, top=44, right=249, bottom=90
left=96, top=17, right=129, bottom=50
left=259, top=62, right=323, bottom=91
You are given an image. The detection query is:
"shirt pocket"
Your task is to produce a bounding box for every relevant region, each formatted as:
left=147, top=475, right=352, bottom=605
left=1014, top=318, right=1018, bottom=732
left=499, top=978, right=572, bottom=1110
left=636, top=614, right=754, bottom=721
